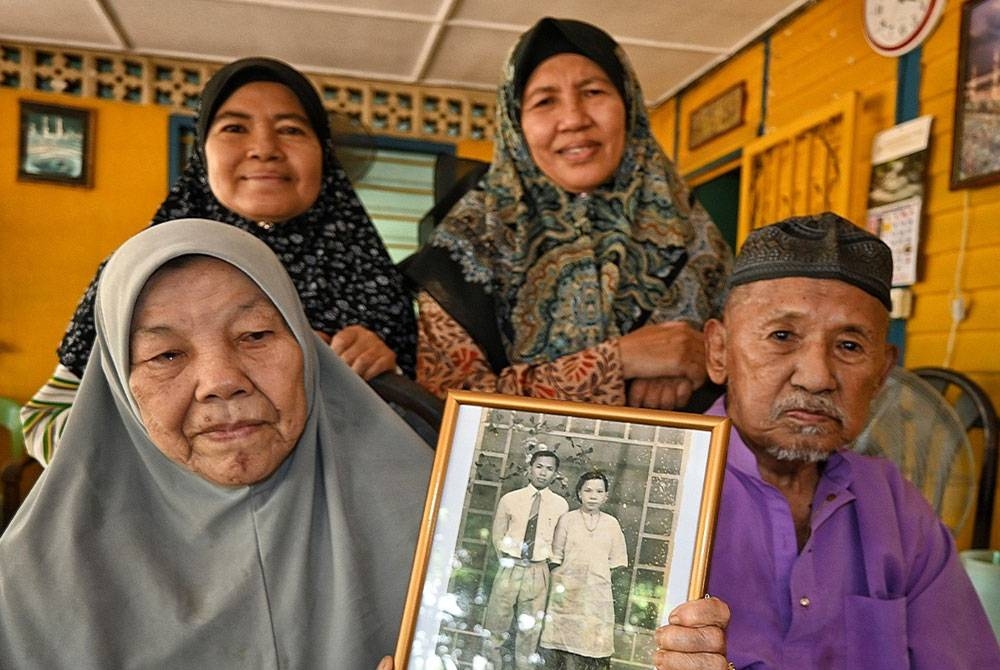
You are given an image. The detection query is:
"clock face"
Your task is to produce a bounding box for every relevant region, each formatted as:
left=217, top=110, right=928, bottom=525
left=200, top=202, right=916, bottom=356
left=864, top=0, right=946, bottom=57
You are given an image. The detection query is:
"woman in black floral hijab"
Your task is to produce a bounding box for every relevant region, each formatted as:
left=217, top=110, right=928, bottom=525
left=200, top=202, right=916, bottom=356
left=23, top=57, right=416, bottom=465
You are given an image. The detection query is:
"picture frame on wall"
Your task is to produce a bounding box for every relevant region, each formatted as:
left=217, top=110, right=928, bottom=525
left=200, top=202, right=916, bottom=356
left=18, top=101, right=93, bottom=187
left=395, top=391, right=730, bottom=669
left=167, top=114, right=196, bottom=188
left=951, top=0, right=1000, bottom=189
left=688, top=82, right=746, bottom=150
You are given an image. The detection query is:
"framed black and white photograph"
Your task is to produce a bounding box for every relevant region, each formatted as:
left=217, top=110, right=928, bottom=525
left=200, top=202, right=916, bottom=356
left=18, top=101, right=93, bottom=187
left=951, top=0, right=1000, bottom=189
left=396, top=391, right=730, bottom=670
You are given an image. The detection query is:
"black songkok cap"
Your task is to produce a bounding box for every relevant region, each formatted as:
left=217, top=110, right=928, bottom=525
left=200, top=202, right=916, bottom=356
left=196, top=57, right=330, bottom=150
left=729, top=212, right=893, bottom=310
left=512, top=17, right=627, bottom=108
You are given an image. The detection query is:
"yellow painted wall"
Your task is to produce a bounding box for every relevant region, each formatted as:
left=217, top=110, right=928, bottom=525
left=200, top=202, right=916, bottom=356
left=914, top=4, right=1000, bottom=542
left=649, top=97, right=678, bottom=161
left=0, top=89, right=171, bottom=403
left=768, top=0, right=897, bottom=224
left=455, top=139, right=493, bottom=163
left=651, top=0, right=1000, bottom=547
left=910, top=3, right=1000, bottom=383
left=677, top=45, right=765, bottom=178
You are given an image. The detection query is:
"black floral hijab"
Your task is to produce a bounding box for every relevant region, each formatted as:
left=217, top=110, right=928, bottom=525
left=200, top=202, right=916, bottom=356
left=58, top=57, right=417, bottom=377
left=427, top=18, right=731, bottom=365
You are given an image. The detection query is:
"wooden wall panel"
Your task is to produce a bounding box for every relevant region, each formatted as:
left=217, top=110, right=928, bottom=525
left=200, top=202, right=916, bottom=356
left=738, top=95, right=857, bottom=239
left=907, top=0, right=1000, bottom=413
left=649, top=97, right=678, bottom=161
left=675, top=45, right=765, bottom=171
left=767, top=0, right=896, bottom=224
left=911, top=290, right=1000, bottom=335
left=918, top=204, right=1000, bottom=254
left=0, top=41, right=497, bottom=144
left=916, top=246, right=1000, bottom=294
left=908, top=333, right=1000, bottom=370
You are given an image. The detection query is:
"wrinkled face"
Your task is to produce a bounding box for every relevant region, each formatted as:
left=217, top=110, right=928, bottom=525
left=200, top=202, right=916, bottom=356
left=705, top=277, right=896, bottom=463
left=205, top=81, right=323, bottom=223
left=129, top=257, right=308, bottom=486
left=578, top=477, right=608, bottom=512
left=529, top=455, right=559, bottom=489
left=520, top=53, right=627, bottom=193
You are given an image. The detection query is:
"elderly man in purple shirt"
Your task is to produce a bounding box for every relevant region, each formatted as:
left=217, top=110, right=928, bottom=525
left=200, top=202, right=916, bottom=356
left=650, top=213, right=1000, bottom=670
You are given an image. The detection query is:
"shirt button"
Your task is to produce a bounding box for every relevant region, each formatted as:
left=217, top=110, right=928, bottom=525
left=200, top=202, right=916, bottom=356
left=825, top=494, right=836, bottom=502
left=799, top=597, right=811, bottom=607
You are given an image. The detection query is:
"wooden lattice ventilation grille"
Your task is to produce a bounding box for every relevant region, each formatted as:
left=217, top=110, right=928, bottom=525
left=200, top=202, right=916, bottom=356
left=0, top=42, right=496, bottom=143
left=737, top=93, right=858, bottom=243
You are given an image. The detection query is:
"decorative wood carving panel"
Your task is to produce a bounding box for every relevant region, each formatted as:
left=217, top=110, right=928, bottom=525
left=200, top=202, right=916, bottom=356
left=1, top=42, right=496, bottom=143
left=738, top=93, right=858, bottom=243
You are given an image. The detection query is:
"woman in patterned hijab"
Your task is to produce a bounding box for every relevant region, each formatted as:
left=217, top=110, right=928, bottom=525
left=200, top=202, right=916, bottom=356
left=406, top=18, right=732, bottom=409
left=23, top=57, right=417, bottom=464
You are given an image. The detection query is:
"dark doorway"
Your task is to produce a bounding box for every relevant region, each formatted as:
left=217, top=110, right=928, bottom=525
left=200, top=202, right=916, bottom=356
left=691, top=168, right=740, bottom=251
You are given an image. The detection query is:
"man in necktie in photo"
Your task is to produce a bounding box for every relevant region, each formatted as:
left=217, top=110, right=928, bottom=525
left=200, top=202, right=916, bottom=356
left=485, top=449, right=569, bottom=669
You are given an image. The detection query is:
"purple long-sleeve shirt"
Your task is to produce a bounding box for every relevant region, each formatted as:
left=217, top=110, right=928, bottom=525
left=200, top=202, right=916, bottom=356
left=706, top=395, right=1000, bottom=669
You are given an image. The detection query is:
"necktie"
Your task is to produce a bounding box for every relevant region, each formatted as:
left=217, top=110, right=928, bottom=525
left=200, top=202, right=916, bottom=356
left=521, top=491, right=541, bottom=560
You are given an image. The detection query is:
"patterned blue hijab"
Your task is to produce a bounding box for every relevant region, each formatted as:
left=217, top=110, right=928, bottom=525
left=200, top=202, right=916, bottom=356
left=429, top=18, right=731, bottom=364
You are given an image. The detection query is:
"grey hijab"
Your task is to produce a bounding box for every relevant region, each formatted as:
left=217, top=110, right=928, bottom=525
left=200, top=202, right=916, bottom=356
left=0, top=219, right=431, bottom=668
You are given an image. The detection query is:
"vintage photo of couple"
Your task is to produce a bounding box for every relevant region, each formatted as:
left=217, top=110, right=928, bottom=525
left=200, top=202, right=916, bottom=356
left=432, top=408, right=693, bottom=669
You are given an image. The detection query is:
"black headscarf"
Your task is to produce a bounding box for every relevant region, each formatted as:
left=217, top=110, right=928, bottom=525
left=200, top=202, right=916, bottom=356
left=511, top=17, right=626, bottom=109
left=195, top=57, right=331, bottom=149
left=57, top=57, right=417, bottom=377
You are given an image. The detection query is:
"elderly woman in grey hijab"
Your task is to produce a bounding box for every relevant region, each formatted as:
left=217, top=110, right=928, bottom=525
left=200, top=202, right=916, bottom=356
left=0, top=219, right=431, bottom=668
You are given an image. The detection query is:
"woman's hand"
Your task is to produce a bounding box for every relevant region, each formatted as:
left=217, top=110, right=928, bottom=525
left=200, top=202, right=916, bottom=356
left=329, top=325, right=397, bottom=380
left=618, top=321, right=707, bottom=387
left=653, top=596, right=731, bottom=669
left=627, top=376, right=694, bottom=410
left=376, top=656, right=394, bottom=670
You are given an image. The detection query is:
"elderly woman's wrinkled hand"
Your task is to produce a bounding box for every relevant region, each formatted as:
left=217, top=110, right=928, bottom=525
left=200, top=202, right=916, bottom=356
left=653, top=596, right=731, bottom=670
left=618, top=321, right=707, bottom=388
left=330, top=325, right=398, bottom=380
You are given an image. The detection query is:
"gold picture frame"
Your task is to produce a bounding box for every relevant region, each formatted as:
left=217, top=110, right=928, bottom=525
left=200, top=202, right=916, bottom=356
left=396, top=391, right=730, bottom=669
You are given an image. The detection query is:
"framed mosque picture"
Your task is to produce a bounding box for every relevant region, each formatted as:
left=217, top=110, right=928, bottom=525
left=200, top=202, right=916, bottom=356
left=951, top=0, right=1000, bottom=189
left=395, top=391, right=730, bottom=670
left=18, top=101, right=94, bottom=187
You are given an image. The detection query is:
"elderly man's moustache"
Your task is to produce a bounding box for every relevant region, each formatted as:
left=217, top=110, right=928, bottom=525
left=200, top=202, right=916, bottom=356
left=771, top=394, right=843, bottom=421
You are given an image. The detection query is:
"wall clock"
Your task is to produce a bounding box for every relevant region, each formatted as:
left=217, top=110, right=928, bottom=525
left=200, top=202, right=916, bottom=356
left=864, top=0, right=946, bottom=57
